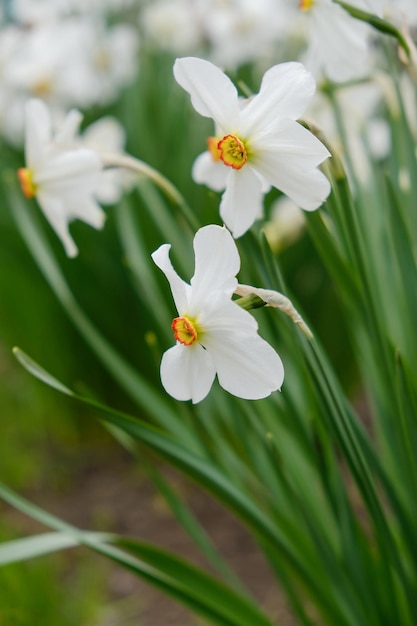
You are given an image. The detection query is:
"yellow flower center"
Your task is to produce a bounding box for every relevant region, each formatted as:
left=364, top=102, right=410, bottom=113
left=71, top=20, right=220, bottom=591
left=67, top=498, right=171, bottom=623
left=299, top=0, right=314, bottom=10
left=32, top=78, right=52, bottom=97
left=218, top=134, right=248, bottom=169
left=172, top=316, right=199, bottom=346
left=17, top=168, right=37, bottom=198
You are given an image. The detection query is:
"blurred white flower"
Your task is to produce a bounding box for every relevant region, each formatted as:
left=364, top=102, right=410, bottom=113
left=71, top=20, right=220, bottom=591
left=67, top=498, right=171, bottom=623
left=141, top=0, right=203, bottom=55
left=11, top=0, right=137, bottom=23
left=264, top=196, right=306, bottom=252
left=382, top=0, right=417, bottom=27
left=194, top=0, right=291, bottom=70
left=80, top=116, right=135, bottom=205
left=18, top=99, right=104, bottom=257
left=152, top=224, right=284, bottom=403
left=174, top=56, right=330, bottom=238
left=0, top=15, right=139, bottom=143
left=295, top=0, right=377, bottom=82
left=307, top=80, right=389, bottom=183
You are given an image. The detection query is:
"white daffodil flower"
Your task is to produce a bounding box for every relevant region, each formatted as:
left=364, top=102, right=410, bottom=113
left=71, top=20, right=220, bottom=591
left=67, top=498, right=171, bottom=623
left=174, top=57, right=330, bottom=239
left=297, top=0, right=379, bottom=83
left=152, top=224, right=284, bottom=404
left=18, top=99, right=104, bottom=257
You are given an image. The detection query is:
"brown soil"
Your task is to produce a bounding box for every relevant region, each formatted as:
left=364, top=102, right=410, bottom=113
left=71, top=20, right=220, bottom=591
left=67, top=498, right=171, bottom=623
left=4, top=444, right=297, bottom=626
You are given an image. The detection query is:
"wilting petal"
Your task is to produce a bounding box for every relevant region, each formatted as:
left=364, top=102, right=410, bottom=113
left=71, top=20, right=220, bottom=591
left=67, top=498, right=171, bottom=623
left=190, top=225, right=239, bottom=304
left=240, top=62, right=315, bottom=136
left=207, top=330, right=284, bottom=400
left=219, top=167, right=264, bottom=238
left=174, top=57, right=240, bottom=133
left=192, top=151, right=229, bottom=192
left=160, top=343, right=216, bottom=403
left=151, top=243, right=190, bottom=314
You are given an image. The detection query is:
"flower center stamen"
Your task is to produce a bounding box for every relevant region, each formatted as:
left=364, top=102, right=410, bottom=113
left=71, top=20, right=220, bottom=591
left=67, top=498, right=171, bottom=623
left=218, top=135, right=247, bottom=169
left=172, top=316, right=198, bottom=346
left=299, top=0, right=314, bottom=10
left=17, top=168, right=37, bottom=198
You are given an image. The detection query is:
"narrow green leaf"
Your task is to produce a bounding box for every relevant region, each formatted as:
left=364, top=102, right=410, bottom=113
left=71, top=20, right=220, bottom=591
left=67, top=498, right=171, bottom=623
left=0, top=531, right=111, bottom=566
left=117, top=538, right=274, bottom=626
left=7, top=182, right=197, bottom=450
left=0, top=482, right=274, bottom=626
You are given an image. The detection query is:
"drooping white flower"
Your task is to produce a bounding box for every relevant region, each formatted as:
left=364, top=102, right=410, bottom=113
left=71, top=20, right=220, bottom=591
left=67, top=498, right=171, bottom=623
left=152, top=224, right=284, bottom=403
left=174, top=57, right=330, bottom=239
left=18, top=98, right=104, bottom=257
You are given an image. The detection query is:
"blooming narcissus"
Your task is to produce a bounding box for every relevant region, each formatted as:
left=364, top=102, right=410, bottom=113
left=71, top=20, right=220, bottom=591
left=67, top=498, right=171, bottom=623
left=152, top=224, right=284, bottom=403
left=174, top=57, right=331, bottom=238
left=18, top=98, right=104, bottom=257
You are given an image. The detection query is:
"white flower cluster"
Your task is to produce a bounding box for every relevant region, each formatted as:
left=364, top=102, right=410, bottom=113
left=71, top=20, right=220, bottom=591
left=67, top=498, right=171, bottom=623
left=17, top=55, right=333, bottom=402
left=138, top=0, right=406, bottom=81
left=13, top=1, right=417, bottom=404
left=0, top=0, right=139, bottom=144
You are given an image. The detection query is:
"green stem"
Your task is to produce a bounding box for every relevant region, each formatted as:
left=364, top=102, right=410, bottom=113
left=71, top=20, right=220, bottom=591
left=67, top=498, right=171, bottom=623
left=101, top=152, right=200, bottom=230
left=334, top=1, right=411, bottom=59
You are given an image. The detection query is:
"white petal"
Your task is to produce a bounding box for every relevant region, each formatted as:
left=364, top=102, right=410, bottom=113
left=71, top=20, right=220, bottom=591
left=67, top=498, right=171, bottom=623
left=160, top=343, right=216, bottom=403
left=219, top=167, right=264, bottom=238
left=253, top=119, right=330, bottom=170
left=36, top=191, right=78, bottom=258
left=200, top=299, right=258, bottom=335
left=190, top=225, right=239, bottom=304
left=151, top=243, right=190, bottom=314
left=240, top=62, right=315, bottom=136
left=192, top=151, right=228, bottom=192
left=82, top=116, right=126, bottom=153
left=33, top=149, right=101, bottom=192
left=54, top=109, right=83, bottom=145
left=173, top=57, right=240, bottom=133
left=63, top=195, right=105, bottom=228
left=208, top=331, right=284, bottom=400
left=255, top=148, right=331, bottom=212
left=24, top=99, right=51, bottom=168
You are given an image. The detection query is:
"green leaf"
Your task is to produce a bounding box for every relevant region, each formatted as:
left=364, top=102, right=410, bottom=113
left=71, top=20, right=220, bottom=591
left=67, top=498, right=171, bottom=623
left=0, top=482, right=274, bottom=626
left=0, top=532, right=111, bottom=566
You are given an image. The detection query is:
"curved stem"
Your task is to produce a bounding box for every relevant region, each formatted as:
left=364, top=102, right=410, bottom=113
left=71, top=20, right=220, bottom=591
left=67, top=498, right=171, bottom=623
left=101, top=152, right=199, bottom=230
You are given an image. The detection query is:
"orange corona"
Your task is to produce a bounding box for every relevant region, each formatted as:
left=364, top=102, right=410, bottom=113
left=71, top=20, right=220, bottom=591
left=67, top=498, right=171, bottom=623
left=172, top=316, right=199, bottom=346
left=17, top=168, right=37, bottom=198
left=217, top=134, right=248, bottom=169
left=299, top=0, right=314, bottom=10
left=207, top=136, right=222, bottom=161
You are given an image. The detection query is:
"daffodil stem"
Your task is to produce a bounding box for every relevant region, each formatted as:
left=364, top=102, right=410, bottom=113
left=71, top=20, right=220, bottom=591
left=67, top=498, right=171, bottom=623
left=101, top=152, right=199, bottom=230
left=235, top=293, right=266, bottom=311
left=334, top=1, right=411, bottom=59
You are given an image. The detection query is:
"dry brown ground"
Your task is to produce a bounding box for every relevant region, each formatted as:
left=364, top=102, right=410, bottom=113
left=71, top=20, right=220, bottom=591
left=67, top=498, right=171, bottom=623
left=3, top=444, right=297, bottom=626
